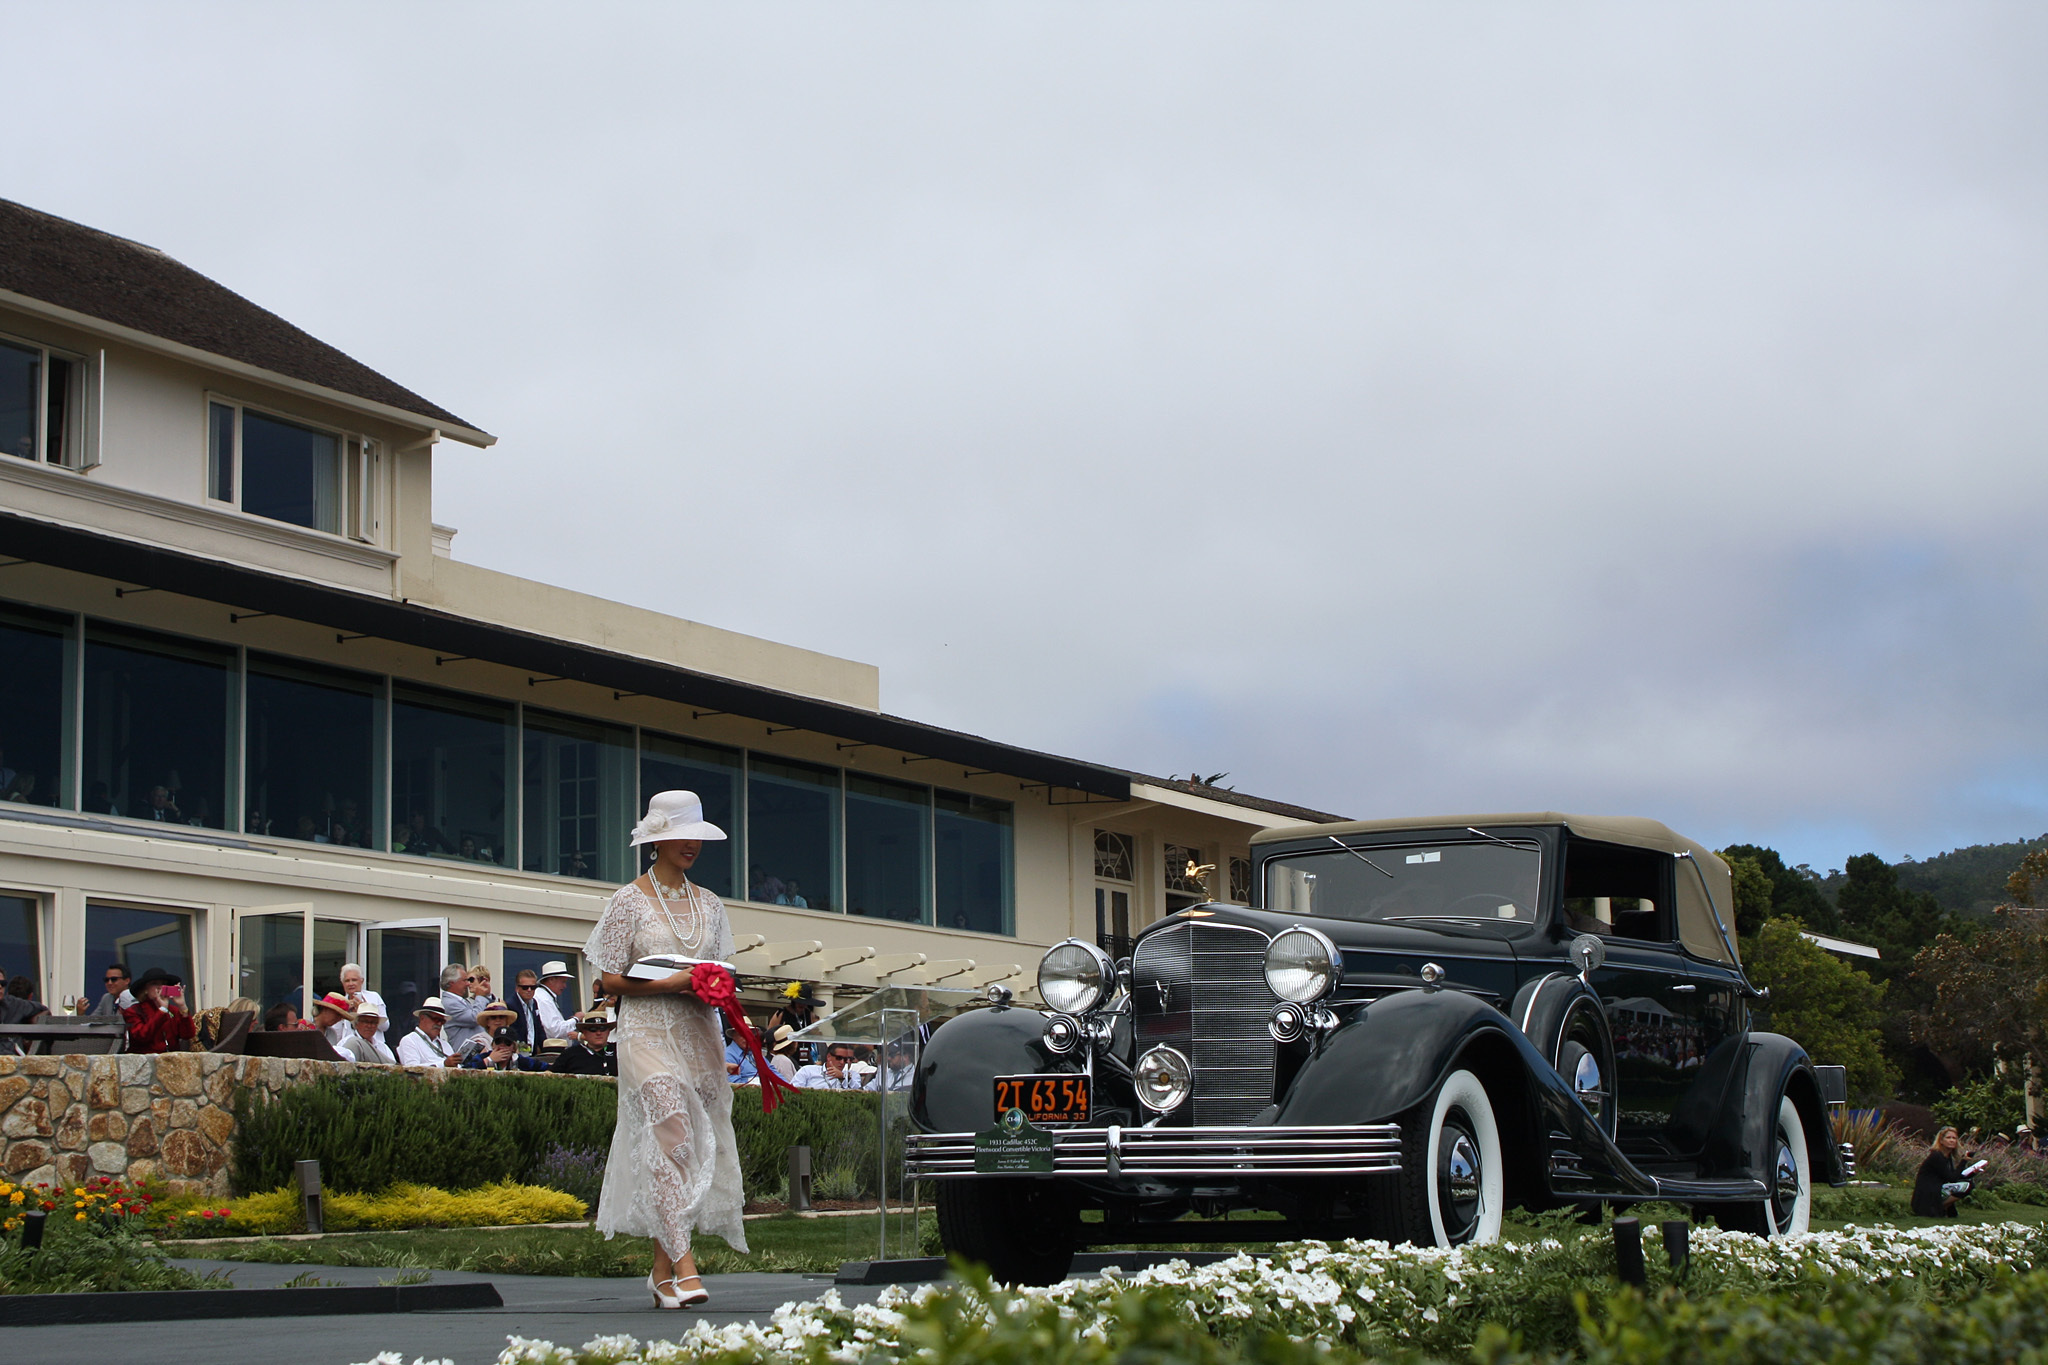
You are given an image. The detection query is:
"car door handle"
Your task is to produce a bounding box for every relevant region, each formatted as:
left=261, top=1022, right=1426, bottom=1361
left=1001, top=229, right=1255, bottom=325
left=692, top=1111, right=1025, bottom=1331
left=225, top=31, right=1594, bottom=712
left=1669, top=984, right=1697, bottom=994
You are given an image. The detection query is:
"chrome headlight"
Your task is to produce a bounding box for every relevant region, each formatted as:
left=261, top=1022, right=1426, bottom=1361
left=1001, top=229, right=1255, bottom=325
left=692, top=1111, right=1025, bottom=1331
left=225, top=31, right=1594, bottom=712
left=1264, top=925, right=1342, bottom=1004
left=1135, top=1044, right=1193, bottom=1113
left=1037, top=938, right=1114, bottom=1015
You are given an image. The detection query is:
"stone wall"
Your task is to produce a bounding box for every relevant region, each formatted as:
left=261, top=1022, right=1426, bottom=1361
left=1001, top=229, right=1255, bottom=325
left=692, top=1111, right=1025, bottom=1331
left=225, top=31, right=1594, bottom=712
left=0, top=1054, right=462, bottom=1197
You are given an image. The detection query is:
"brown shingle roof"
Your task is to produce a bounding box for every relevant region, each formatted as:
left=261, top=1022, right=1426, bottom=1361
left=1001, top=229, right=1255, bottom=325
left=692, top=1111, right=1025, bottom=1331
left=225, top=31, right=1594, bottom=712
left=0, top=198, right=480, bottom=434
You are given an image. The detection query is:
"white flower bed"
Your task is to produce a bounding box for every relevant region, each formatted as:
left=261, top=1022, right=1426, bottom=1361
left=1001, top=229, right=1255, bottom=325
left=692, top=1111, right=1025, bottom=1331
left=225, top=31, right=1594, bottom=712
left=353, top=1222, right=2048, bottom=1365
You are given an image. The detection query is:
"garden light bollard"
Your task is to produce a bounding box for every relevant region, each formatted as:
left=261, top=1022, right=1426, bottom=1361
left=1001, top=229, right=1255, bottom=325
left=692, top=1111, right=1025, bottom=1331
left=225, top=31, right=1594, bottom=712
left=20, top=1208, right=46, bottom=1253
left=1662, top=1220, right=1690, bottom=1276
left=297, top=1158, right=324, bottom=1234
left=788, top=1144, right=813, bottom=1213
left=1612, top=1215, right=1646, bottom=1286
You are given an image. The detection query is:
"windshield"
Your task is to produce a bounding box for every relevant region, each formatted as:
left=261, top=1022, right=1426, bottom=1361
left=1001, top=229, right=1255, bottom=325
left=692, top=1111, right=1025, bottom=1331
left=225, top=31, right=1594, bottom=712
left=1263, top=839, right=1544, bottom=927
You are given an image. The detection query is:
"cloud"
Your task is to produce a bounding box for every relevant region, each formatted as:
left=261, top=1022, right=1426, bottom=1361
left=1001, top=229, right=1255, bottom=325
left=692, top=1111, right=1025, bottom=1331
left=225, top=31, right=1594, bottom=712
left=5, top=3, right=2046, bottom=871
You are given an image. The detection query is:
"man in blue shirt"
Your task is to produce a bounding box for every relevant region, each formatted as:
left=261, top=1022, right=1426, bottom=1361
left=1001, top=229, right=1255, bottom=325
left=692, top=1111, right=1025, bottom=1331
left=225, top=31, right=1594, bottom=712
left=725, top=1026, right=758, bottom=1084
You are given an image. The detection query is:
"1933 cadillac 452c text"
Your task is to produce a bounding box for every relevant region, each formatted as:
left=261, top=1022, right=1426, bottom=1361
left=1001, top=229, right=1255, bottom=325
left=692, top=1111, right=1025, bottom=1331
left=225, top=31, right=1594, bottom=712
left=907, top=813, right=1851, bottom=1284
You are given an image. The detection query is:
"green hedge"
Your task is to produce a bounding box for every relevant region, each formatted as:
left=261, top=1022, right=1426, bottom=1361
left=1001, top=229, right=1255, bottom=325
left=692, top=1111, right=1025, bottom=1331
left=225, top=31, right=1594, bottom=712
left=231, top=1071, right=898, bottom=1200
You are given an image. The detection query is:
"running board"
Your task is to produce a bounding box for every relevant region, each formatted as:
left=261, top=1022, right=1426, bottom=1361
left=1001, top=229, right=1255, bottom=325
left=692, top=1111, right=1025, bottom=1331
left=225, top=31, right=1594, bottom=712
left=1076, top=1220, right=1334, bottom=1247
left=1649, top=1176, right=1770, bottom=1201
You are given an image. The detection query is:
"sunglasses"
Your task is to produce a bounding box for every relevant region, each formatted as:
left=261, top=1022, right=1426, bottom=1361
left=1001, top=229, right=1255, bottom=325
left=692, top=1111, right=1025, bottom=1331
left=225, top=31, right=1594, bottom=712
left=516, top=983, right=537, bottom=991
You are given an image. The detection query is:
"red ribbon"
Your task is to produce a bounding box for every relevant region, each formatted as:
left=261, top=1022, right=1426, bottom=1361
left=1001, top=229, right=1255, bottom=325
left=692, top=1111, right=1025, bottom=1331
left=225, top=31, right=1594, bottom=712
left=690, top=962, right=799, bottom=1112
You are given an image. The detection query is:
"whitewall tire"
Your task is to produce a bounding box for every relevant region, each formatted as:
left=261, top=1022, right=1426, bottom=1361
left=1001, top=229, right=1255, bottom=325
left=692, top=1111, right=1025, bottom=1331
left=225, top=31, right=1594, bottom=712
left=1426, top=1068, right=1505, bottom=1248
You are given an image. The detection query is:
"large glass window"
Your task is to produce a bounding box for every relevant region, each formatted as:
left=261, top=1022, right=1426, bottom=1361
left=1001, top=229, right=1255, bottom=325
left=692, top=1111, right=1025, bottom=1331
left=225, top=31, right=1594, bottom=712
left=0, top=893, right=38, bottom=996
left=391, top=684, right=512, bottom=865
left=638, top=734, right=742, bottom=898
left=1, top=336, right=76, bottom=465
left=208, top=401, right=343, bottom=534
left=937, top=791, right=1013, bottom=934
left=746, top=756, right=838, bottom=910
left=846, top=773, right=930, bottom=924
left=523, top=710, right=633, bottom=883
left=0, top=604, right=69, bottom=808
left=82, top=624, right=231, bottom=829
left=245, top=654, right=379, bottom=846
left=84, top=903, right=193, bottom=1004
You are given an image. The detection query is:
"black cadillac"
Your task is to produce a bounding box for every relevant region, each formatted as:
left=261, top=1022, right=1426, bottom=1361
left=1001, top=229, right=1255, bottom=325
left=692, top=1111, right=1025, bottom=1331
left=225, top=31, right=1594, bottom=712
left=907, top=813, right=1851, bottom=1284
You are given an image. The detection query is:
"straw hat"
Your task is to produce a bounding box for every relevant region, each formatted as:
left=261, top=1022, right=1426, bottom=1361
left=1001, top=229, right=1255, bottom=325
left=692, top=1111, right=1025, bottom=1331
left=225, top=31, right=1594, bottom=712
left=312, top=992, right=356, bottom=1021
left=630, top=790, right=726, bottom=846
left=415, top=996, right=449, bottom=1018
left=475, top=999, right=519, bottom=1026
left=538, top=960, right=572, bottom=980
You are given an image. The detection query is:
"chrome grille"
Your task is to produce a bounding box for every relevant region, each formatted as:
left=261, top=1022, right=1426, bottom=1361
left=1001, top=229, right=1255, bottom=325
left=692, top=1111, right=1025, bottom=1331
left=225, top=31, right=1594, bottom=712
left=1133, top=921, right=1276, bottom=1124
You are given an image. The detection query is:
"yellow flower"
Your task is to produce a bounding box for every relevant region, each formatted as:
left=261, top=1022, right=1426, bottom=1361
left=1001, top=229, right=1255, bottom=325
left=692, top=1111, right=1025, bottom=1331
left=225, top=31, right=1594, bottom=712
left=74, top=1212, right=86, bottom=1221
left=72, top=1187, right=84, bottom=1196
left=9, top=1191, right=21, bottom=1204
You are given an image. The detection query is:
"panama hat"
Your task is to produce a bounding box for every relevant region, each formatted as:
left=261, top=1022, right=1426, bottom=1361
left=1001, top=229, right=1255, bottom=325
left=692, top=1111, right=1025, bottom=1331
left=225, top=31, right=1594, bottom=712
left=415, top=996, right=449, bottom=1018
left=630, top=790, right=726, bottom=846
left=538, top=960, right=572, bottom=980
left=475, top=999, right=519, bottom=1025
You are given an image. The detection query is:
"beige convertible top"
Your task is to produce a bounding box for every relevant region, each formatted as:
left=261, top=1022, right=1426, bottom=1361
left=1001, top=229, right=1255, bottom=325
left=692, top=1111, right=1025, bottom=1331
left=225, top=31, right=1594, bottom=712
left=1251, top=812, right=1738, bottom=965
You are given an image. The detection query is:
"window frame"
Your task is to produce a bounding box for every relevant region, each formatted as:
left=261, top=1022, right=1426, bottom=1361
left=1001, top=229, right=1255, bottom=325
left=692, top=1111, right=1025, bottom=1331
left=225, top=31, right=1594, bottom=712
left=203, top=392, right=381, bottom=543
left=0, top=328, right=89, bottom=468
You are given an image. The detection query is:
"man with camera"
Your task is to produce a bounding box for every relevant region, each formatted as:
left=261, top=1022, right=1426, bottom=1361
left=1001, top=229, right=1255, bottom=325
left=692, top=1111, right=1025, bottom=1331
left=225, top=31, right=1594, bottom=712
left=438, top=964, right=487, bottom=1052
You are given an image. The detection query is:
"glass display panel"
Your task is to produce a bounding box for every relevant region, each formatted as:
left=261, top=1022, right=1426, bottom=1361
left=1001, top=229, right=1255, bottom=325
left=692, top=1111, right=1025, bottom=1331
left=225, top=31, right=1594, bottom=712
left=1264, top=839, right=1543, bottom=926
left=746, top=755, right=838, bottom=910
left=44, top=356, right=71, bottom=465
left=523, top=710, right=633, bottom=883
left=1, top=339, right=38, bottom=461
left=0, top=893, right=38, bottom=997
left=84, top=903, right=194, bottom=1004
left=503, top=944, right=583, bottom=1016
left=937, top=790, right=1013, bottom=935
left=238, top=913, right=303, bottom=1016
left=638, top=734, right=742, bottom=898
left=82, top=624, right=231, bottom=828
left=0, top=603, right=68, bottom=809
left=391, top=684, right=512, bottom=866
left=241, top=409, right=340, bottom=532
left=245, top=654, right=378, bottom=846
left=846, top=773, right=930, bottom=924
left=365, top=926, right=441, bottom=1038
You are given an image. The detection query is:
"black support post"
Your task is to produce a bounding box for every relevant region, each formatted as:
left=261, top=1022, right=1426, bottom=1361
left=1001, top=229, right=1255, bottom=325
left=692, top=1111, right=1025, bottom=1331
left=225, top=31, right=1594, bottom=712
left=1612, top=1215, right=1646, bottom=1286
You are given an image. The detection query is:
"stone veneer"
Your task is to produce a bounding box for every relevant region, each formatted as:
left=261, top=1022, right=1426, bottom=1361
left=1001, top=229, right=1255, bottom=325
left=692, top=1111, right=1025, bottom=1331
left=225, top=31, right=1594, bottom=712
left=0, top=1054, right=477, bottom=1197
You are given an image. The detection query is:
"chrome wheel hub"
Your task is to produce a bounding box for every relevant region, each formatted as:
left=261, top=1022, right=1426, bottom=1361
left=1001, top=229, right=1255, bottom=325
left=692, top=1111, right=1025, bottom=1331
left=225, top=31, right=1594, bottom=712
left=1438, top=1118, right=1483, bottom=1242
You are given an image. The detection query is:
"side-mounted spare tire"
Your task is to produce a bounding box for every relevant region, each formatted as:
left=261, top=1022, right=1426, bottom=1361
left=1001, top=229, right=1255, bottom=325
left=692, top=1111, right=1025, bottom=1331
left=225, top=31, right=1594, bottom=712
left=1365, top=1067, right=1505, bottom=1248
left=934, top=1178, right=1080, bottom=1285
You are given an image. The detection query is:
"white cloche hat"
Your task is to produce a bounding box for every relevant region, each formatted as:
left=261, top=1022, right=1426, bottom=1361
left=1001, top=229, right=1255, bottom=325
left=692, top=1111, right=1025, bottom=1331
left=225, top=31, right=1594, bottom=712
left=631, top=790, right=728, bottom=846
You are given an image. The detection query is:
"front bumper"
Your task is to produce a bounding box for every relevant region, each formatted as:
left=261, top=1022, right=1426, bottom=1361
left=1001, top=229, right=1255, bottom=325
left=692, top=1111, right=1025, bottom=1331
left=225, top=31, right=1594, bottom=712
left=904, top=1123, right=1404, bottom=1180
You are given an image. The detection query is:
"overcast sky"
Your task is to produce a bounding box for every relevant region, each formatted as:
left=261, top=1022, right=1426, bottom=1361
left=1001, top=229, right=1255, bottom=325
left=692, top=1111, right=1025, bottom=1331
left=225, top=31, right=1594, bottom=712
left=7, top=5, right=2045, bottom=874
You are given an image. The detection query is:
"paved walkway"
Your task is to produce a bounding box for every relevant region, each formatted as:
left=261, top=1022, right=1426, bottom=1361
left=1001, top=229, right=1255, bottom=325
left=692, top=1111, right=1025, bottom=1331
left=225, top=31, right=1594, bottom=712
left=0, top=1260, right=917, bottom=1365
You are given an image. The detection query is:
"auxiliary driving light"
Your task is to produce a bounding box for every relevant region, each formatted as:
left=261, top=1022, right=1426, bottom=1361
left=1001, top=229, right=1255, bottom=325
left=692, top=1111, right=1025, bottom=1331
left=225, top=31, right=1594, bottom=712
left=1038, top=938, right=1114, bottom=1015
left=1267, top=1001, right=1307, bottom=1043
left=1264, top=925, right=1342, bottom=1004
left=1042, top=1012, right=1084, bottom=1055
left=1135, top=1044, right=1194, bottom=1113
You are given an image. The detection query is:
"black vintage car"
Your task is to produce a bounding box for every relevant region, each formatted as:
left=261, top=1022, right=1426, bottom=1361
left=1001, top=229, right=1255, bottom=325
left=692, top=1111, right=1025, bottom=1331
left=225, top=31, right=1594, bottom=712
left=907, top=813, right=1851, bottom=1284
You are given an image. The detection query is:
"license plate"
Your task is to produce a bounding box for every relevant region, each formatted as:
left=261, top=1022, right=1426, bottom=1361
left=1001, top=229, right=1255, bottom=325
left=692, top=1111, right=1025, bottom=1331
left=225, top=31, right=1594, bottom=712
left=994, top=1073, right=1090, bottom=1125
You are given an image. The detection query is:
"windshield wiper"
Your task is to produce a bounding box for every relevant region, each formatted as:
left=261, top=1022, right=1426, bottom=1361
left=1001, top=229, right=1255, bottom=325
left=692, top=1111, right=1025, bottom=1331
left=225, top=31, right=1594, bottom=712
left=1327, top=836, right=1395, bottom=878
left=1465, top=827, right=1538, bottom=852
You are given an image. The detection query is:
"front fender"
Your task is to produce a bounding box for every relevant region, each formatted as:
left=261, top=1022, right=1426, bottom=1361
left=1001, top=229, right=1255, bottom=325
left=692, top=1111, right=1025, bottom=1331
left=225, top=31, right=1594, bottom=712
left=911, top=1004, right=1067, bottom=1133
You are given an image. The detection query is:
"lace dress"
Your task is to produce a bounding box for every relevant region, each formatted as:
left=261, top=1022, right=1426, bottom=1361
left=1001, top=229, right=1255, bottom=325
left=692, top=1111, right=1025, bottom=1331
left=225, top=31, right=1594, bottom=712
left=584, top=882, right=749, bottom=1257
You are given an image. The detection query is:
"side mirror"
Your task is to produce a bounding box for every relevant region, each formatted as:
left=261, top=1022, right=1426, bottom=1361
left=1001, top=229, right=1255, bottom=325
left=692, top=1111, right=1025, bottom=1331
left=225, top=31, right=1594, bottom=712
left=1568, top=934, right=1606, bottom=982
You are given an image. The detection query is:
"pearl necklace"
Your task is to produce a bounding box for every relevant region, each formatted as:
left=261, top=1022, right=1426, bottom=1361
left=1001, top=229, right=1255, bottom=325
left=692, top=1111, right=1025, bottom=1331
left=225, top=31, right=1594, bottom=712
left=646, top=872, right=707, bottom=954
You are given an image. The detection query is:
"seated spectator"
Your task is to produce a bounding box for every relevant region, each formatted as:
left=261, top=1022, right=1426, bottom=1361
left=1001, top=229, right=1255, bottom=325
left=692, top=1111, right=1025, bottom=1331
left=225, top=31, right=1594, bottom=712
left=864, top=1039, right=916, bottom=1093
left=261, top=1002, right=299, bottom=1032
left=535, top=960, right=576, bottom=1040
left=509, top=970, right=550, bottom=1052
left=89, top=962, right=134, bottom=1018
left=83, top=779, right=117, bottom=816
left=309, top=992, right=356, bottom=1048
left=338, top=963, right=389, bottom=1048
left=145, top=785, right=184, bottom=822
left=464, top=1002, right=546, bottom=1071
left=2, top=974, right=49, bottom=1024
left=793, top=1043, right=862, bottom=1090
left=725, top=1023, right=759, bottom=1084
left=763, top=1026, right=800, bottom=1083
left=468, top=966, right=494, bottom=1001
left=123, top=967, right=195, bottom=1054
left=550, top=1012, right=617, bottom=1076
left=337, top=1004, right=396, bottom=1064
left=395, top=996, right=463, bottom=1068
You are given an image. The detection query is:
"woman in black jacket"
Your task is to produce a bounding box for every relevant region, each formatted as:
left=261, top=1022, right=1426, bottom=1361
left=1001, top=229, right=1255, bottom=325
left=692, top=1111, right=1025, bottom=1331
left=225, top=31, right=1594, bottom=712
left=1912, top=1126, right=1974, bottom=1217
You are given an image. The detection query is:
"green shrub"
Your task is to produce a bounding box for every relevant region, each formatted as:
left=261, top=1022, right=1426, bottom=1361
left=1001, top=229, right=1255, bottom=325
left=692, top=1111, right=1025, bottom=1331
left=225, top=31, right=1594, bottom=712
left=179, top=1180, right=584, bottom=1236
left=230, top=1069, right=892, bottom=1199
left=0, top=1217, right=223, bottom=1295
left=1933, top=1071, right=2028, bottom=1138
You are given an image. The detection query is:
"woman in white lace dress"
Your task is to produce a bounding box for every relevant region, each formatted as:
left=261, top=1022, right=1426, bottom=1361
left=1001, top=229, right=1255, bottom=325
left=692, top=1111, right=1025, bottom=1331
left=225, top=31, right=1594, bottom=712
left=586, top=790, right=749, bottom=1309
